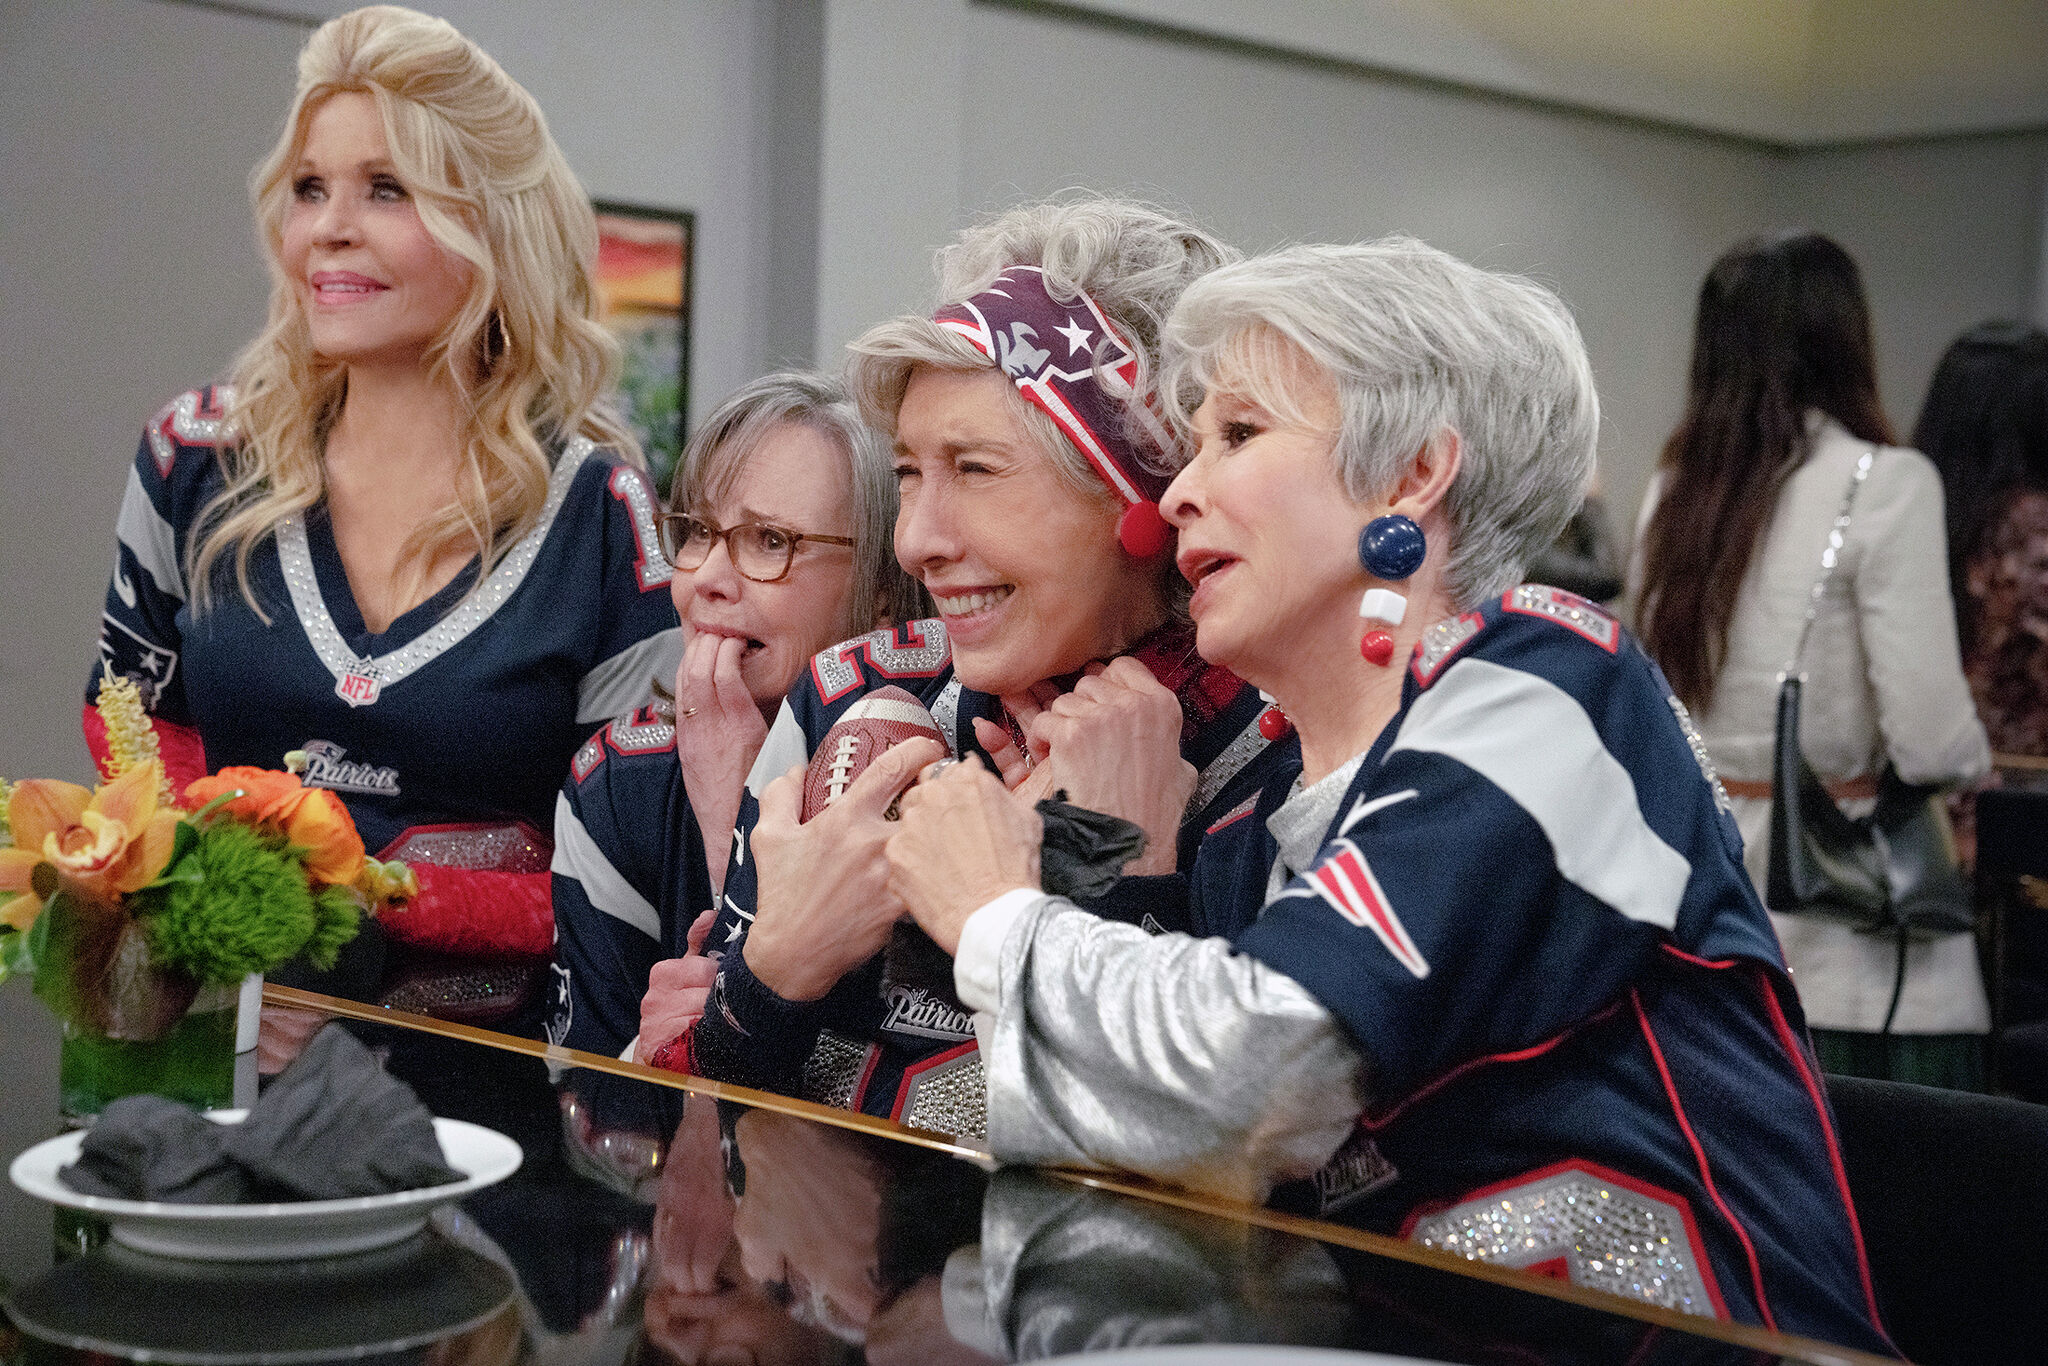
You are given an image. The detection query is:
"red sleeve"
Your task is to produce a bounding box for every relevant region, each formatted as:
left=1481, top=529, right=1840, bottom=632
left=377, top=865, right=555, bottom=956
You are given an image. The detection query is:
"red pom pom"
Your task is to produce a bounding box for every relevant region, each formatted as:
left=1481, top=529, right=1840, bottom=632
left=1257, top=706, right=1293, bottom=741
left=1360, top=630, right=1395, bottom=666
left=1117, top=501, right=1170, bottom=558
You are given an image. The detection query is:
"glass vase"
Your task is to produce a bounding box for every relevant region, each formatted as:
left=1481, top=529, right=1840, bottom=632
left=57, top=976, right=247, bottom=1126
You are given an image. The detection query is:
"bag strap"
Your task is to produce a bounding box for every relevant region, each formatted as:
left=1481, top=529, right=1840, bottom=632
left=1782, top=445, right=1877, bottom=679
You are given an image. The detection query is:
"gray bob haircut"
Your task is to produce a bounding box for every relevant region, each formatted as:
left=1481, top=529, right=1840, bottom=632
left=845, top=195, right=1241, bottom=497
left=672, top=370, right=926, bottom=637
left=1162, top=238, right=1599, bottom=606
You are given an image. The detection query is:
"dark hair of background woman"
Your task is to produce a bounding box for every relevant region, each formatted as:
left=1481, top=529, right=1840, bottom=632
left=1635, top=230, right=1896, bottom=710
left=1911, top=320, right=2048, bottom=655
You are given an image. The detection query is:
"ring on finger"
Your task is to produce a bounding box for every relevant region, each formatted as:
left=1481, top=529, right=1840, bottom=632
left=678, top=707, right=700, bottom=719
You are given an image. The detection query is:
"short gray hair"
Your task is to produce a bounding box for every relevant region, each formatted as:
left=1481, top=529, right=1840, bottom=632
left=673, top=370, right=926, bottom=635
left=846, top=195, right=1241, bottom=498
left=1162, top=238, right=1599, bottom=606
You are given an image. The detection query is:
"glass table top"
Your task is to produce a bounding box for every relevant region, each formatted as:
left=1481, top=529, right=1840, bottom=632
left=0, top=985, right=1895, bottom=1366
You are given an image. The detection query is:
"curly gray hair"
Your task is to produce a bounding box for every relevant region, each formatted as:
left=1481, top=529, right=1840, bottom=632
left=845, top=195, right=1240, bottom=499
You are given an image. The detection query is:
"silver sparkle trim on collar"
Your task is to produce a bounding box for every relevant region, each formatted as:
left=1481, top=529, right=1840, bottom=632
left=929, top=678, right=963, bottom=757
left=279, top=438, right=594, bottom=697
left=1188, top=710, right=1271, bottom=820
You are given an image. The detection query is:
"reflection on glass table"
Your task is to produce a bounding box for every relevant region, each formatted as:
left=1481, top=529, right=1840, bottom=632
left=0, top=987, right=1894, bottom=1366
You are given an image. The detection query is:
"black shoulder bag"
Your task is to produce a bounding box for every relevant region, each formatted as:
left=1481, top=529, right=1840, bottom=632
left=1764, top=447, right=1975, bottom=952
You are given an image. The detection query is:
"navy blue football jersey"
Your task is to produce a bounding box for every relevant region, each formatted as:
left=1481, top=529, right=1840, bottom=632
left=91, top=386, right=682, bottom=856
left=1225, top=587, right=1892, bottom=1355
left=551, top=618, right=1296, bottom=1133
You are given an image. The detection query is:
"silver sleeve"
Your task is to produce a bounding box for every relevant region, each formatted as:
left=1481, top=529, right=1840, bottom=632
left=976, top=896, right=1367, bottom=1204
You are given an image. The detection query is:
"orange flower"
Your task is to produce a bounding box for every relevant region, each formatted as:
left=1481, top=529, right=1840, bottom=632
left=0, top=761, right=181, bottom=926
left=283, top=788, right=365, bottom=886
left=184, top=767, right=309, bottom=825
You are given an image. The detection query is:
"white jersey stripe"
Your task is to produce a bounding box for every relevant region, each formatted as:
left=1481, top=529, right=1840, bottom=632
left=1390, top=658, right=1690, bottom=930
left=552, top=791, right=662, bottom=940
left=746, top=699, right=810, bottom=797
left=116, top=467, right=185, bottom=601
left=577, top=627, right=683, bottom=724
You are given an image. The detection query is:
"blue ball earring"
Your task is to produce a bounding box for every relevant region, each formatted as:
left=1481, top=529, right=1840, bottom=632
left=1358, top=514, right=1426, bottom=581
left=1356, top=515, right=1425, bottom=666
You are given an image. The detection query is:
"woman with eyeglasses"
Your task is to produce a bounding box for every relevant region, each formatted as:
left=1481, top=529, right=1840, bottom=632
left=551, top=371, right=923, bottom=1060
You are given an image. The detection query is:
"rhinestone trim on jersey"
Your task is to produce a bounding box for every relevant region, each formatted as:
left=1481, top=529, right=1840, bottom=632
left=1409, top=1166, right=1715, bottom=1315
left=900, top=1051, right=987, bottom=1140
left=1665, top=695, right=1731, bottom=814
left=929, top=679, right=963, bottom=757
left=1412, top=612, right=1484, bottom=685
left=800, top=1032, right=872, bottom=1110
left=147, top=387, right=232, bottom=472
left=1188, top=712, right=1270, bottom=818
left=1506, top=584, right=1619, bottom=650
left=381, top=823, right=551, bottom=873
left=278, top=438, right=592, bottom=695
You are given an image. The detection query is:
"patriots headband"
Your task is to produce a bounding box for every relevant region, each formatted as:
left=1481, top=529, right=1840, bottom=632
left=932, top=266, right=1173, bottom=555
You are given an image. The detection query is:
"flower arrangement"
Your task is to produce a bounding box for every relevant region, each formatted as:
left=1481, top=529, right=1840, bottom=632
left=0, top=671, right=413, bottom=1044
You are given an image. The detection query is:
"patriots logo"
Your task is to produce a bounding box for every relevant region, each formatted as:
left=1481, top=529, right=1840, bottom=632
left=1275, top=789, right=1428, bottom=977
left=1301, top=840, right=1430, bottom=978
left=994, top=322, right=1051, bottom=378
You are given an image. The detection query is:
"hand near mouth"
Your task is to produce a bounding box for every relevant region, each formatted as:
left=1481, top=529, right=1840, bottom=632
left=982, top=659, right=1193, bottom=877
left=676, top=629, right=769, bottom=892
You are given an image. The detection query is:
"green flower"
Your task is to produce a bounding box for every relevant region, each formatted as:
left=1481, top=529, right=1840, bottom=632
left=143, top=820, right=316, bottom=984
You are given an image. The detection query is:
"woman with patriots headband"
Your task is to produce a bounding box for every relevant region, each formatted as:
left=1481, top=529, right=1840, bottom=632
left=582, top=197, right=1299, bottom=1130
left=882, top=239, right=1895, bottom=1356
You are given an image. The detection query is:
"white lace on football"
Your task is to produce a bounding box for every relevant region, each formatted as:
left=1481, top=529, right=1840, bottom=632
left=825, top=733, right=862, bottom=805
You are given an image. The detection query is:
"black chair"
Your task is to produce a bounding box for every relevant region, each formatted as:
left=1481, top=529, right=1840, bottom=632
left=1979, top=787, right=2048, bottom=1099
left=1825, top=1072, right=2048, bottom=1364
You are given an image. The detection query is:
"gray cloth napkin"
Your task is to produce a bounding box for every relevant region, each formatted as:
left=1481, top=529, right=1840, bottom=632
left=60, top=1024, right=461, bottom=1202
left=1036, top=797, right=1148, bottom=901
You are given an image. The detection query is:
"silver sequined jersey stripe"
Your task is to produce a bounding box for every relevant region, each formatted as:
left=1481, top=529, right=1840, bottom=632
left=974, top=894, right=1363, bottom=1205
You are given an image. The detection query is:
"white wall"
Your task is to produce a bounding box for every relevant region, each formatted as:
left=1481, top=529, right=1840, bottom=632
left=0, top=0, right=299, bottom=786
left=815, top=0, right=1790, bottom=541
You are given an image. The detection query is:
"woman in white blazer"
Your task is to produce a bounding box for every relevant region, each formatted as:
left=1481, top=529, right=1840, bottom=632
left=1633, top=231, right=1991, bottom=1087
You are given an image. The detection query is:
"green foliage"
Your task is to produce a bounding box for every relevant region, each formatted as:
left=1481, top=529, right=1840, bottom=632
left=616, top=323, right=683, bottom=494
left=0, top=926, right=30, bottom=984
left=143, top=820, right=314, bottom=984
left=303, top=881, right=364, bottom=972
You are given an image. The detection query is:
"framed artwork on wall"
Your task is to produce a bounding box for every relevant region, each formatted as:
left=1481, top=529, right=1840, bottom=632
left=593, top=200, right=694, bottom=495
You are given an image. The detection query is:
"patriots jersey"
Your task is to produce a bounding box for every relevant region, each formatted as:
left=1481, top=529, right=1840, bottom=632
left=1227, top=587, right=1892, bottom=1355
left=91, top=385, right=682, bottom=855
left=551, top=617, right=1296, bottom=1134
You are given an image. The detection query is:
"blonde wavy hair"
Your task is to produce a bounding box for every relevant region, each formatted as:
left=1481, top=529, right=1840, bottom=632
left=191, top=4, right=639, bottom=616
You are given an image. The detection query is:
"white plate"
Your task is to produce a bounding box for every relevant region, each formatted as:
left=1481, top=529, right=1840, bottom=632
left=9, top=1112, right=521, bottom=1261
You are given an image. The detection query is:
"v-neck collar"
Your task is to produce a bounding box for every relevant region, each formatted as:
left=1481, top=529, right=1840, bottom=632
left=276, top=437, right=592, bottom=700
left=305, top=504, right=479, bottom=655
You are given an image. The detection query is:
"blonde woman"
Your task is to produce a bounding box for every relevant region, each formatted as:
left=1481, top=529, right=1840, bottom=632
left=89, top=6, right=680, bottom=1012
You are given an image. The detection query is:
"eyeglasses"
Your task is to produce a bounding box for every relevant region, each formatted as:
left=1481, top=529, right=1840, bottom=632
left=657, top=513, right=856, bottom=584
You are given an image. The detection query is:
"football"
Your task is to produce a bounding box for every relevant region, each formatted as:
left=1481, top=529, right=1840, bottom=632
left=801, top=686, right=948, bottom=821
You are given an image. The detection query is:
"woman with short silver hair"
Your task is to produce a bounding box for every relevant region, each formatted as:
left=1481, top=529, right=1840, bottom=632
left=885, top=238, right=1894, bottom=1355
